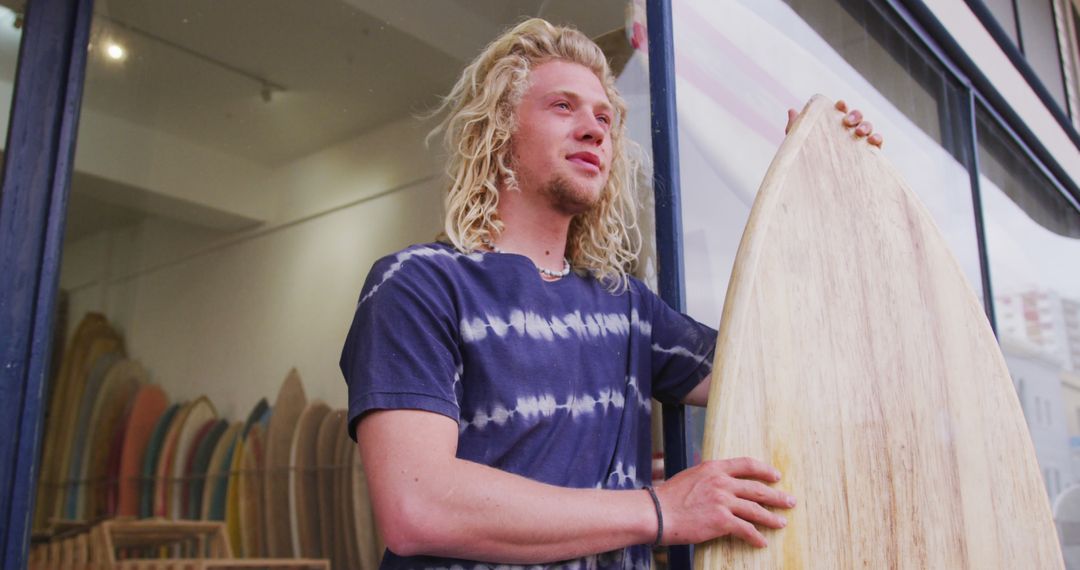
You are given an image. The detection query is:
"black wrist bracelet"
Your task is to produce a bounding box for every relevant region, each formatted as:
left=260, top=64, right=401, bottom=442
left=644, top=485, right=663, bottom=546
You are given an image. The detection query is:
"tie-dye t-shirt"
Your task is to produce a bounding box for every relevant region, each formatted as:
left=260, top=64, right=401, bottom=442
left=339, top=242, right=717, bottom=570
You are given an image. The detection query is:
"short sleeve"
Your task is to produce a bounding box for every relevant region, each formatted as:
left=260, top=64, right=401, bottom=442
left=339, top=256, right=462, bottom=441
left=642, top=283, right=718, bottom=404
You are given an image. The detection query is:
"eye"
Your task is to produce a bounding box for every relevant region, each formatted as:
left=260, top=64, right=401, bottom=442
left=597, top=115, right=611, bottom=126
left=554, top=101, right=571, bottom=111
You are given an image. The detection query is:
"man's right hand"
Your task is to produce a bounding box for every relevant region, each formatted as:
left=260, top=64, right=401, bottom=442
left=655, top=457, right=796, bottom=547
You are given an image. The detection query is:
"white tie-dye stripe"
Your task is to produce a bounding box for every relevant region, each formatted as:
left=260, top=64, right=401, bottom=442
left=357, top=246, right=484, bottom=309
left=459, top=376, right=650, bottom=432
left=651, top=342, right=710, bottom=367
left=461, top=309, right=651, bottom=343
left=606, top=461, right=640, bottom=488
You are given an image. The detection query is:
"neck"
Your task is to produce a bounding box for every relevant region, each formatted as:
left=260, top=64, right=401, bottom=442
left=492, top=186, right=572, bottom=272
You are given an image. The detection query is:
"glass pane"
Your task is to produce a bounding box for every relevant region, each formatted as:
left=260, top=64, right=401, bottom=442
left=672, top=0, right=984, bottom=465
left=0, top=2, right=25, bottom=179
left=35, top=0, right=646, bottom=556
left=985, top=0, right=1022, bottom=45
left=977, top=104, right=1080, bottom=560
left=1016, top=0, right=1069, bottom=111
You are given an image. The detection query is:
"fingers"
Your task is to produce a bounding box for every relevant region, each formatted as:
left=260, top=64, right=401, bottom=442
left=734, top=478, right=796, bottom=509
left=843, top=109, right=863, bottom=128
left=730, top=497, right=788, bottom=530
left=722, top=511, right=769, bottom=548
left=837, top=100, right=885, bottom=148
left=714, top=456, right=781, bottom=482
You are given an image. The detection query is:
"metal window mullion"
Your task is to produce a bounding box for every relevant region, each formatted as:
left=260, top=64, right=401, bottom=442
left=963, top=89, right=999, bottom=331
left=0, top=0, right=94, bottom=567
left=645, top=0, right=691, bottom=568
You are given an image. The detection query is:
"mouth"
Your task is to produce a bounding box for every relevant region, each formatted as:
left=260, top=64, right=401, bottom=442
left=567, top=152, right=602, bottom=172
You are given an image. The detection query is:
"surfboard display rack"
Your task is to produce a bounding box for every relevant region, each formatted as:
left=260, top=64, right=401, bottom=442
left=31, top=314, right=379, bottom=570
left=28, top=519, right=330, bottom=569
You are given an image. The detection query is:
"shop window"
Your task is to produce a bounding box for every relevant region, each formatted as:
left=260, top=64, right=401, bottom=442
left=31, top=1, right=648, bottom=565
left=978, top=101, right=1080, bottom=535
left=983, top=0, right=1070, bottom=113
left=984, top=0, right=1022, bottom=45
left=672, top=0, right=984, bottom=465
left=0, top=2, right=24, bottom=179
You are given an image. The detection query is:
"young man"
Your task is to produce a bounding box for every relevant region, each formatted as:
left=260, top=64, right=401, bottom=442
left=340, top=18, right=881, bottom=570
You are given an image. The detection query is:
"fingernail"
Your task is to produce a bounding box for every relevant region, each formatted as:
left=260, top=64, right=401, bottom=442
left=779, top=516, right=787, bottom=527
left=772, top=469, right=781, bottom=479
left=787, top=495, right=797, bottom=507
left=846, top=112, right=857, bottom=123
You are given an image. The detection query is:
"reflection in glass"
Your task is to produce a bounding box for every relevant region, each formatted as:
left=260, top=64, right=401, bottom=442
left=672, top=0, right=982, bottom=466
left=0, top=2, right=24, bottom=179
left=37, top=0, right=645, bottom=539
left=978, top=106, right=1080, bottom=561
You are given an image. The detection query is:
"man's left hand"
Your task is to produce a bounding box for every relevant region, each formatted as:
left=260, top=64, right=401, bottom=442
left=785, top=100, right=884, bottom=148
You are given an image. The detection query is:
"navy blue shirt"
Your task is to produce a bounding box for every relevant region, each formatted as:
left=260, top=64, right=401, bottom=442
left=340, top=242, right=717, bottom=570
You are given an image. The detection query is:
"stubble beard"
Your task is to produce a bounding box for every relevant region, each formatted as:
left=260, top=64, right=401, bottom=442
left=543, top=174, right=602, bottom=217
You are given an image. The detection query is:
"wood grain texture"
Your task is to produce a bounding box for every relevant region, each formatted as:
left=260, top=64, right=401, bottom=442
left=264, top=368, right=307, bottom=558
left=693, top=95, right=1063, bottom=569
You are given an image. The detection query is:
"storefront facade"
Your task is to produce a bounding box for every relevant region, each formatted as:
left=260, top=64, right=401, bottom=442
left=1, top=0, right=1078, bottom=568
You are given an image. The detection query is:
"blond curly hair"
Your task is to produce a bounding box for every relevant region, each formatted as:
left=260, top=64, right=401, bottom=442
left=429, top=18, right=642, bottom=291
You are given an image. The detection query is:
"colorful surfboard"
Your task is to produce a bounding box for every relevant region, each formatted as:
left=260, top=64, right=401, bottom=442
left=117, top=384, right=168, bottom=517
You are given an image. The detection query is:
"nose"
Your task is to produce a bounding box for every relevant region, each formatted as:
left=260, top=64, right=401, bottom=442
left=576, top=115, right=606, bottom=146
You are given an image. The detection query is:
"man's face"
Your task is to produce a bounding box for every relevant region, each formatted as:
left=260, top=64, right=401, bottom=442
left=510, top=60, right=614, bottom=216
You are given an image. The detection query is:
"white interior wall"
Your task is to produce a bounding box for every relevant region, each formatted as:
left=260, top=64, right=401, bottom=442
left=59, top=114, right=444, bottom=420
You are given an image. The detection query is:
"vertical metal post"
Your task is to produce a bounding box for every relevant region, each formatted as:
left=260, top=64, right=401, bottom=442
left=0, top=0, right=94, bottom=567
left=963, top=90, right=998, bottom=332
left=645, top=0, right=691, bottom=568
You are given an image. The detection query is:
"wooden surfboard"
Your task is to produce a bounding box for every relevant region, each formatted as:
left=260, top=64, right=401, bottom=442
left=336, top=418, right=359, bottom=570
left=289, top=401, right=331, bottom=557
left=693, top=95, right=1063, bottom=569
left=351, top=436, right=380, bottom=570
left=169, top=396, right=217, bottom=518
left=117, top=384, right=168, bottom=517
left=140, top=403, right=180, bottom=518
left=225, top=434, right=246, bottom=556
left=239, top=423, right=267, bottom=558
left=35, top=313, right=124, bottom=530
left=316, top=410, right=345, bottom=570
left=264, top=368, right=308, bottom=558
left=201, top=421, right=242, bottom=521
left=61, top=350, right=122, bottom=520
